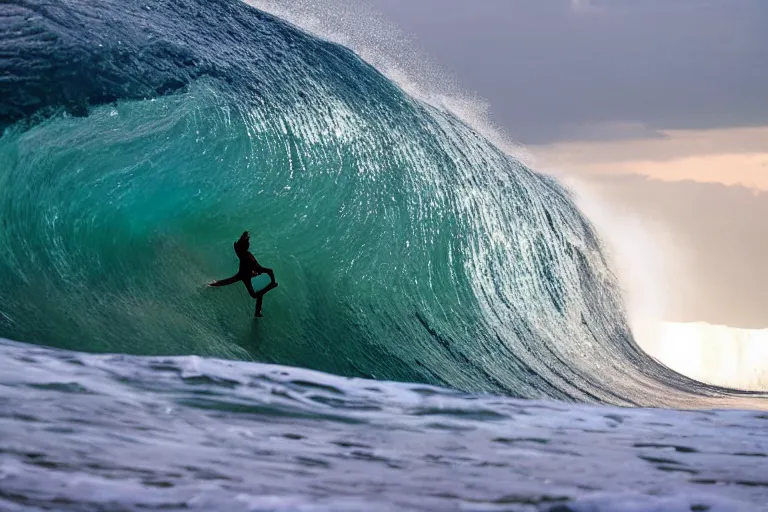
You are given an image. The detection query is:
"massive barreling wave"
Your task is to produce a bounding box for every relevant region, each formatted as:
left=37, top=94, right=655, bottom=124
left=0, top=0, right=758, bottom=407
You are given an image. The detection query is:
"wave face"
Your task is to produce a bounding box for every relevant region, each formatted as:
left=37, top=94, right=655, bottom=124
left=0, top=0, right=750, bottom=406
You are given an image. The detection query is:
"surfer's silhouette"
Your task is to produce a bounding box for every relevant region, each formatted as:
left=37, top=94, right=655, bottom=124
left=209, top=231, right=278, bottom=317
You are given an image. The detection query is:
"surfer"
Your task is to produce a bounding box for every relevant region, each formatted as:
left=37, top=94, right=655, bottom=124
left=209, top=231, right=278, bottom=317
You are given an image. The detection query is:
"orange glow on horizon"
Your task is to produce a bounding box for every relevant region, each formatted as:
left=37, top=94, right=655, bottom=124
left=532, top=125, right=768, bottom=190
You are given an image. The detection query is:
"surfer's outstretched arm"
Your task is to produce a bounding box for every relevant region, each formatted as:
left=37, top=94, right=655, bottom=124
left=209, top=275, right=241, bottom=287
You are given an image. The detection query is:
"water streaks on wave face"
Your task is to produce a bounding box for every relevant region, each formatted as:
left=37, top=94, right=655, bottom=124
left=0, top=0, right=760, bottom=407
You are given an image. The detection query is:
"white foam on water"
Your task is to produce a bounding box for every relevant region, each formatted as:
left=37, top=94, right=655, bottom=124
left=647, top=322, right=768, bottom=391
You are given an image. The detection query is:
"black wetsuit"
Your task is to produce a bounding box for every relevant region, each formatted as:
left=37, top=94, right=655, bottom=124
left=210, top=231, right=277, bottom=317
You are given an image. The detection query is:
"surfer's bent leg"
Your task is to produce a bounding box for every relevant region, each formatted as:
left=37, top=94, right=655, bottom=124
left=209, top=274, right=240, bottom=287
left=256, top=266, right=276, bottom=284
left=243, top=278, right=259, bottom=299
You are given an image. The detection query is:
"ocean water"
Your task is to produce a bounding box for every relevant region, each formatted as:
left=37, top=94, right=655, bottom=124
left=1, top=339, right=767, bottom=512
left=0, top=0, right=766, bottom=510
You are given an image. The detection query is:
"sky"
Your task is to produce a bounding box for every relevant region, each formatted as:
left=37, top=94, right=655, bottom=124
left=361, top=0, right=768, bottom=329
left=365, top=0, right=768, bottom=145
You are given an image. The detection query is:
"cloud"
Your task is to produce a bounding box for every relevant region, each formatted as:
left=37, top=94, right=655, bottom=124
left=533, top=125, right=768, bottom=190
left=532, top=125, right=768, bottom=330
left=365, top=0, right=768, bottom=144
left=584, top=175, right=768, bottom=329
left=548, top=122, right=668, bottom=142
left=570, top=0, right=597, bottom=13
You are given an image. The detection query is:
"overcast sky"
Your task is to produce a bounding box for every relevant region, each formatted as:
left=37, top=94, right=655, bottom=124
left=366, top=0, right=768, bottom=144
left=360, top=0, right=768, bottom=329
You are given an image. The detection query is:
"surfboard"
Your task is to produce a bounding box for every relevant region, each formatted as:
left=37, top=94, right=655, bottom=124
left=251, top=273, right=277, bottom=294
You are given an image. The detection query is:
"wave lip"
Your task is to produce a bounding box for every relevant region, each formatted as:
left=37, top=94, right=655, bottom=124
left=0, top=0, right=762, bottom=408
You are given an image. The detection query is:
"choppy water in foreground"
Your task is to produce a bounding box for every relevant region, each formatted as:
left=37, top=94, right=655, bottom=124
left=2, top=339, right=767, bottom=512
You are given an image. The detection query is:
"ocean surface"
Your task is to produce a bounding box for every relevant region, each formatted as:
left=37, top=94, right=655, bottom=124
left=0, top=0, right=766, bottom=510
